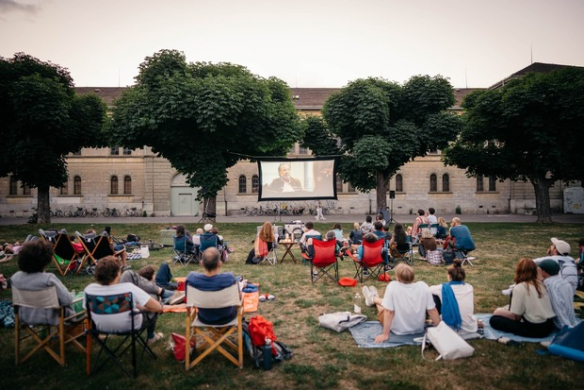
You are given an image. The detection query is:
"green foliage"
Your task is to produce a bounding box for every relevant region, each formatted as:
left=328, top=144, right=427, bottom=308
left=111, top=50, right=301, bottom=200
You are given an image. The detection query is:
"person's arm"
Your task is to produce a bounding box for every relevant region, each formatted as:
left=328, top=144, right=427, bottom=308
left=142, top=296, right=166, bottom=313
left=493, top=307, right=521, bottom=321
left=374, top=310, right=394, bottom=343
left=427, top=308, right=441, bottom=326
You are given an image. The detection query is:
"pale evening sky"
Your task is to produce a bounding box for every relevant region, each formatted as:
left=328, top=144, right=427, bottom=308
left=1, top=0, right=583, bottom=89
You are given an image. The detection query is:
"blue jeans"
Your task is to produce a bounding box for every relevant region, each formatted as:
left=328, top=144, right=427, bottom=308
left=155, top=263, right=178, bottom=290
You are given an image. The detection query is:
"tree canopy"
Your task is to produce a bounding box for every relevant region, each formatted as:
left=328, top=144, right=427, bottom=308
left=110, top=50, right=301, bottom=209
left=443, top=67, right=584, bottom=223
left=0, top=53, right=109, bottom=223
left=302, top=76, right=461, bottom=211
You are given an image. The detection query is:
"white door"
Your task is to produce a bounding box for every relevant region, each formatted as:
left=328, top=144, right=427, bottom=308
left=178, top=193, right=192, bottom=216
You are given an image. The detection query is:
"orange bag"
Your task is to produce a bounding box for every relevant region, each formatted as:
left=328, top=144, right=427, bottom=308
left=243, top=291, right=259, bottom=313
left=338, top=277, right=358, bottom=287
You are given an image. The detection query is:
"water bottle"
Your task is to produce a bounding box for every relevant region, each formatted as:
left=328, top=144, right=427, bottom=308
left=263, top=338, right=272, bottom=370
left=354, top=292, right=362, bottom=314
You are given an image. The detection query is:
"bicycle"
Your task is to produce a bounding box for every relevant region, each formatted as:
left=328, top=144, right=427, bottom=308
left=102, top=207, right=112, bottom=217
left=111, top=208, right=120, bottom=217
left=123, top=205, right=131, bottom=217
left=64, top=205, right=74, bottom=217
left=74, top=207, right=87, bottom=217
left=89, top=207, right=99, bottom=217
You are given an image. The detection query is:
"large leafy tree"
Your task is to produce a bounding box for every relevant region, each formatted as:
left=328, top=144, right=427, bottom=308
left=0, top=53, right=109, bottom=223
left=443, top=67, right=584, bottom=223
left=110, top=50, right=301, bottom=214
left=302, top=76, right=461, bottom=211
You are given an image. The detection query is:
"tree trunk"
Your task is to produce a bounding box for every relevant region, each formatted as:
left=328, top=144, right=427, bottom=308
left=530, top=177, right=553, bottom=224
left=375, top=171, right=390, bottom=214
left=204, top=196, right=217, bottom=221
left=37, top=185, right=51, bottom=224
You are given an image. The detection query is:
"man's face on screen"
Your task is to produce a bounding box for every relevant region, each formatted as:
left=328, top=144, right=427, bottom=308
left=279, top=165, right=291, bottom=181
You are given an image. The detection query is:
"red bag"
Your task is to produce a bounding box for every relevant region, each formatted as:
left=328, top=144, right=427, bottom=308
left=249, top=315, right=277, bottom=354
left=171, top=332, right=195, bottom=361
left=378, top=273, right=391, bottom=282
left=338, top=277, right=358, bottom=287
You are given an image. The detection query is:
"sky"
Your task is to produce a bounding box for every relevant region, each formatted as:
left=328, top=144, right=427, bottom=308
left=1, top=0, right=583, bottom=89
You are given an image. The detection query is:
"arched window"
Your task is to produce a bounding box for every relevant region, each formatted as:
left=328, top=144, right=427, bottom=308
left=442, top=174, right=450, bottom=192
left=395, top=174, right=403, bottom=192
left=60, top=181, right=68, bottom=195
left=252, top=175, right=259, bottom=193
left=476, top=175, right=484, bottom=192
left=110, top=176, right=118, bottom=195
left=73, top=176, right=82, bottom=195
left=9, top=176, right=17, bottom=195
left=430, top=174, right=437, bottom=192
left=336, top=175, right=343, bottom=193
left=238, top=175, right=247, bottom=193
left=489, top=175, right=497, bottom=192
left=124, top=175, right=132, bottom=195
left=348, top=183, right=356, bottom=193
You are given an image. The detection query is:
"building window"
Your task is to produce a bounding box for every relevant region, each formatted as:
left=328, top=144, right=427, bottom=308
left=489, top=175, right=497, bottom=192
left=110, top=147, right=119, bottom=156
left=110, top=176, right=118, bottom=195
left=395, top=174, right=403, bottom=192
left=252, top=175, right=259, bottom=193
left=348, top=183, right=356, bottom=193
left=23, top=184, right=31, bottom=196
left=73, top=176, right=82, bottom=195
left=476, top=176, right=484, bottom=192
left=430, top=174, right=437, bottom=192
left=442, top=174, right=450, bottom=192
left=9, top=176, right=17, bottom=195
left=238, top=175, right=247, bottom=193
left=299, top=146, right=308, bottom=154
left=336, top=175, right=343, bottom=193
left=60, top=181, right=68, bottom=195
left=124, top=176, right=132, bottom=195
left=123, top=147, right=132, bottom=155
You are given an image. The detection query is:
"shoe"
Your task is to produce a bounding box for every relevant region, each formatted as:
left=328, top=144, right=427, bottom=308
left=384, top=264, right=394, bottom=272
left=368, top=285, right=379, bottom=300
left=362, top=286, right=374, bottom=307
left=169, top=291, right=185, bottom=305
left=313, top=270, right=319, bottom=276
left=259, top=295, right=267, bottom=302
left=540, top=341, right=551, bottom=348
left=363, top=269, right=370, bottom=277
left=147, top=332, right=164, bottom=345
left=267, top=294, right=276, bottom=301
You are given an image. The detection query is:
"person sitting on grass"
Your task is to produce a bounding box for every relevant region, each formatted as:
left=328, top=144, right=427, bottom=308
left=490, top=258, right=555, bottom=338
left=429, top=259, right=478, bottom=335
left=537, top=259, right=580, bottom=329
left=420, top=228, right=442, bottom=265
left=533, top=237, right=578, bottom=294
left=155, top=262, right=178, bottom=290
left=84, top=255, right=173, bottom=345
left=121, top=265, right=184, bottom=305
left=360, top=263, right=440, bottom=342
left=349, top=222, right=363, bottom=247
left=185, top=248, right=240, bottom=325
left=389, top=223, right=410, bottom=260
left=435, top=217, right=449, bottom=240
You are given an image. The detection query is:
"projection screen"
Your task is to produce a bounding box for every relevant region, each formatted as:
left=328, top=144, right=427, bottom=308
left=257, top=157, right=338, bottom=201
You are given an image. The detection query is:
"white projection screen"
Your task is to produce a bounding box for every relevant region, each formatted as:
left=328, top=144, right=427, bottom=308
left=257, top=157, right=338, bottom=201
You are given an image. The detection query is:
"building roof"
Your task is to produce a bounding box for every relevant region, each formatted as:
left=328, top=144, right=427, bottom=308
left=75, top=87, right=126, bottom=106
left=488, top=62, right=582, bottom=90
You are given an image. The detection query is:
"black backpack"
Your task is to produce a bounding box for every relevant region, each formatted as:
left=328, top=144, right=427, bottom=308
left=242, top=321, right=293, bottom=369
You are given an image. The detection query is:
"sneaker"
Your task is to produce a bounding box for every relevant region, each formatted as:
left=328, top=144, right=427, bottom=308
left=267, top=294, right=276, bottom=301
left=368, top=285, right=379, bottom=300
left=540, top=341, right=551, bottom=348
left=147, top=332, right=164, bottom=345
left=362, top=286, right=374, bottom=307
left=259, top=295, right=267, bottom=302
left=169, top=291, right=186, bottom=305
left=362, top=269, right=370, bottom=277
left=384, top=264, right=394, bottom=272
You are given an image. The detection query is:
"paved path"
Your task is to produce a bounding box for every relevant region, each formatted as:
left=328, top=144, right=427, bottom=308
left=1, top=213, right=583, bottom=226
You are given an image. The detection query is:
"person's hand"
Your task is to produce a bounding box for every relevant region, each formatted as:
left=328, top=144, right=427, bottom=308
left=374, top=334, right=389, bottom=344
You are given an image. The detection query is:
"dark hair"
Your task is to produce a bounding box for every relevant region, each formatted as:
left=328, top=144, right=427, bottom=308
left=18, top=240, right=53, bottom=273
left=305, top=221, right=314, bottom=230
left=366, top=216, right=372, bottom=223
left=202, top=247, right=221, bottom=271
left=363, top=233, right=378, bottom=243
left=418, top=209, right=425, bottom=216
left=393, top=224, right=408, bottom=244
left=176, top=225, right=186, bottom=236
left=429, top=208, right=435, bottom=215
left=138, top=265, right=156, bottom=281
left=333, top=223, right=342, bottom=230
left=383, top=224, right=390, bottom=232
left=94, top=256, right=121, bottom=285
left=211, top=227, right=219, bottom=234
left=447, top=259, right=466, bottom=281
left=376, top=214, right=384, bottom=220
left=374, top=221, right=383, bottom=231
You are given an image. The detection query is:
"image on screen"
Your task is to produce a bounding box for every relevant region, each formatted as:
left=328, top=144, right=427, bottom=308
left=257, top=158, right=338, bottom=201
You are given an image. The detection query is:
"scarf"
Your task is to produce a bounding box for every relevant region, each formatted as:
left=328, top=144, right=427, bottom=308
left=441, top=281, right=464, bottom=331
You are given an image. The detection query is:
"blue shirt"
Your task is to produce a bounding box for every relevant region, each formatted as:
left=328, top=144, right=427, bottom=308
left=450, top=225, right=476, bottom=251
left=186, top=272, right=237, bottom=325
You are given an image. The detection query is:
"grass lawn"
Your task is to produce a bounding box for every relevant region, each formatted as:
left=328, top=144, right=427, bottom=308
left=0, top=222, right=583, bottom=390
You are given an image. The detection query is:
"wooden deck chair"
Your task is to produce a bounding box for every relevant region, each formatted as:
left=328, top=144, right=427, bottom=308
left=75, top=231, right=98, bottom=275
left=392, top=240, right=414, bottom=266
left=185, top=283, right=243, bottom=370
left=348, top=238, right=385, bottom=282
left=307, top=239, right=339, bottom=284
left=85, top=291, right=157, bottom=378
left=173, top=235, right=195, bottom=266
left=39, top=229, right=78, bottom=276
left=13, top=286, right=86, bottom=366
left=90, top=233, right=126, bottom=264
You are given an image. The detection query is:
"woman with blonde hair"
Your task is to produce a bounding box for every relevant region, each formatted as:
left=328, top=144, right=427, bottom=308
left=490, top=258, right=555, bottom=337
left=436, top=217, right=448, bottom=240
left=245, top=221, right=276, bottom=264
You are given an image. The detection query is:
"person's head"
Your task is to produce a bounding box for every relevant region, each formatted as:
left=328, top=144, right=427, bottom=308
left=451, top=217, right=461, bottom=227
left=406, top=226, right=412, bottom=235
left=176, top=225, right=186, bottom=236
left=305, top=221, right=314, bottom=231
left=353, top=222, right=360, bottom=230
left=363, top=233, right=378, bottom=243
left=429, top=207, right=435, bottom=215
left=376, top=213, right=384, bottom=221
left=278, top=163, right=291, bottom=180
left=202, top=247, right=221, bottom=272
left=514, top=258, right=538, bottom=285
left=259, top=221, right=274, bottom=242
left=438, top=217, right=448, bottom=227
left=86, top=228, right=96, bottom=235
left=365, top=216, right=372, bottom=223
left=393, top=223, right=405, bottom=235
left=374, top=221, right=383, bottom=231
left=421, top=228, right=433, bottom=239
left=538, top=259, right=560, bottom=278
left=325, top=230, right=336, bottom=241
left=550, top=238, right=570, bottom=256
left=196, top=228, right=203, bottom=234
left=418, top=209, right=425, bottom=216
left=211, top=227, right=219, bottom=235
left=138, top=265, right=156, bottom=281
left=333, top=223, right=342, bottom=231
left=94, top=256, right=122, bottom=286
left=395, top=263, right=415, bottom=284
left=18, top=240, right=53, bottom=273
left=383, top=224, right=390, bottom=233
left=447, top=259, right=466, bottom=281
left=203, top=223, right=213, bottom=233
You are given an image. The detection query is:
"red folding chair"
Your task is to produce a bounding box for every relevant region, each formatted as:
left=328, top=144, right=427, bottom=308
left=302, top=239, right=339, bottom=284
left=348, top=238, right=384, bottom=282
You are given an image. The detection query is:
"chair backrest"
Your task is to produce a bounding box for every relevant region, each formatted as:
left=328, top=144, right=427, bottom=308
left=92, top=234, right=115, bottom=260
left=39, top=229, right=58, bottom=244
left=305, top=234, right=322, bottom=242
left=13, top=286, right=60, bottom=310
left=76, top=231, right=97, bottom=254
left=186, top=283, right=241, bottom=309
left=53, top=232, right=77, bottom=260
left=361, top=238, right=385, bottom=267
left=86, top=292, right=133, bottom=315
left=199, top=233, right=218, bottom=253
left=311, top=239, right=337, bottom=268
left=174, top=235, right=188, bottom=252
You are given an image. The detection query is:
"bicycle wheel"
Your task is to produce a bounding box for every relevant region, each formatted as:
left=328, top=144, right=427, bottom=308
left=103, top=209, right=111, bottom=217
left=124, top=210, right=131, bottom=217
left=55, top=210, right=63, bottom=217
left=64, top=210, right=73, bottom=218
left=112, top=209, right=119, bottom=217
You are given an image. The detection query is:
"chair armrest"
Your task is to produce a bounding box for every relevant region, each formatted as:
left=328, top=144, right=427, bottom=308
left=347, top=252, right=360, bottom=262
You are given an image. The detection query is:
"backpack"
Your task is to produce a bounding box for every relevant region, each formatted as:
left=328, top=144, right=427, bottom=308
left=127, top=233, right=141, bottom=243
left=242, top=320, right=293, bottom=369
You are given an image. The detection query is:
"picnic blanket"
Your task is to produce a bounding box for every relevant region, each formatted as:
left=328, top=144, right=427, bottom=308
left=475, top=313, right=557, bottom=343
left=349, top=321, right=481, bottom=348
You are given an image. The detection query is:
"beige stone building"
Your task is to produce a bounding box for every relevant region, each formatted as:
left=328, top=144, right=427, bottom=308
left=0, top=64, right=576, bottom=218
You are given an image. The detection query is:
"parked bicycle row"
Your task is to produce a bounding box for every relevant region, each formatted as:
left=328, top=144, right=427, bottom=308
left=47, top=205, right=145, bottom=218
left=242, top=200, right=340, bottom=217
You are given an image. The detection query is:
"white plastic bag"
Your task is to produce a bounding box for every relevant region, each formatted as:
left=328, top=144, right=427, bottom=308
left=318, top=311, right=367, bottom=333
left=423, top=321, right=474, bottom=360
left=140, top=245, right=150, bottom=259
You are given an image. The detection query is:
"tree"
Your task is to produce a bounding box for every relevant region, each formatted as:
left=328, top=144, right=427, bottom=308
left=0, top=53, right=109, bottom=223
left=443, top=67, right=584, bottom=223
left=110, top=50, right=301, bottom=214
left=302, top=76, right=461, bottom=211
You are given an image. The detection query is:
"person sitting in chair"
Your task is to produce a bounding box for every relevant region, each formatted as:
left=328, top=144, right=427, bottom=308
left=246, top=221, right=276, bottom=264
left=299, top=221, right=321, bottom=254
left=449, top=217, right=476, bottom=256
left=176, top=225, right=196, bottom=254
left=185, top=248, right=240, bottom=325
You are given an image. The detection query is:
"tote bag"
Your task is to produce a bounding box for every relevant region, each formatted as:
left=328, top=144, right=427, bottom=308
left=422, top=321, right=474, bottom=360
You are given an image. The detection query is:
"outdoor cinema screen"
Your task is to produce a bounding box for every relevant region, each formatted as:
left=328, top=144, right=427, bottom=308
left=257, top=157, right=338, bottom=201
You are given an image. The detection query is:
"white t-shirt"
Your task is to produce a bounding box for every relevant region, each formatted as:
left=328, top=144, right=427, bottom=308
left=427, top=215, right=438, bottom=235
left=429, top=283, right=478, bottom=334
left=510, top=282, right=555, bottom=324
left=84, top=282, right=152, bottom=333
left=381, top=281, right=435, bottom=335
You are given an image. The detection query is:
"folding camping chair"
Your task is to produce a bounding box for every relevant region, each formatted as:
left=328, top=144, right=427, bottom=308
left=392, top=240, right=414, bottom=266
left=348, top=238, right=385, bottom=282
left=304, top=238, right=339, bottom=284
left=198, top=233, right=226, bottom=261
left=185, top=283, right=243, bottom=370
left=39, top=229, right=79, bottom=276
left=256, top=238, right=278, bottom=266
left=173, top=235, right=195, bottom=266
left=85, top=291, right=157, bottom=378
left=301, top=234, right=322, bottom=265
left=13, top=286, right=86, bottom=366
left=456, top=249, right=476, bottom=267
